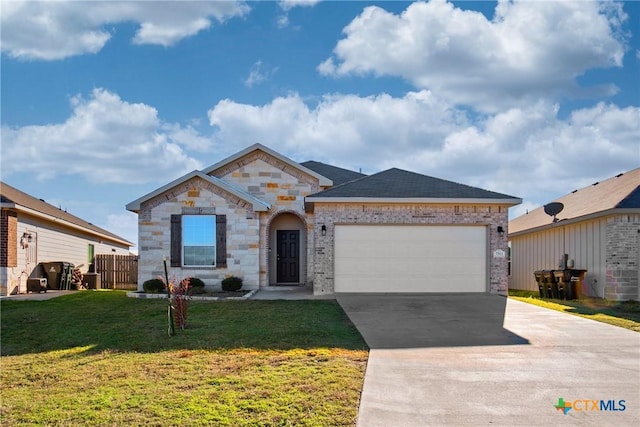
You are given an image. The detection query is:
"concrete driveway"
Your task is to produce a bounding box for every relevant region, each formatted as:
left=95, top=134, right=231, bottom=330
left=337, top=294, right=640, bottom=426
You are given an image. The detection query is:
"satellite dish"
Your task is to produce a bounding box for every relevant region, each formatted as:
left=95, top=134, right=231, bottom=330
left=544, top=202, right=564, bottom=222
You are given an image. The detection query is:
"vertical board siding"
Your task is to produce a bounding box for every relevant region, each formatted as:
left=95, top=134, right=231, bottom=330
left=6, top=215, right=131, bottom=294
left=509, top=216, right=608, bottom=296
left=95, top=254, right=138, bottom=289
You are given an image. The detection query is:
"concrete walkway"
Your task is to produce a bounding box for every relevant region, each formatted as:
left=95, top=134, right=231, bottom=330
left=337, top=294, right=640, bottom=426
left=0, top=290, right=76, bottom=301
left=2, top=286, right=331, bottom=301
left=249, top=285, right=336, bottom=300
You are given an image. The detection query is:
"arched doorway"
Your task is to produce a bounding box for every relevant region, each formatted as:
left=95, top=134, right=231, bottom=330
left=268, top=212, right=306, bottom=285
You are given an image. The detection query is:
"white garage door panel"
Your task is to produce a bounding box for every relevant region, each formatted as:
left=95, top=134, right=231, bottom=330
left=335, top=225, right=487, bottom=293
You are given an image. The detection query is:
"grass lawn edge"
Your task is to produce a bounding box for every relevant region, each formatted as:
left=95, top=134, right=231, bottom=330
left=508, top=290, right=640, bottom=332
left=0, top=291, right=369, bottom=426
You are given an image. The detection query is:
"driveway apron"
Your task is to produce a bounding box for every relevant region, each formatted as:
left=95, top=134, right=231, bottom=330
left=337, top=294, right=640, bottom=426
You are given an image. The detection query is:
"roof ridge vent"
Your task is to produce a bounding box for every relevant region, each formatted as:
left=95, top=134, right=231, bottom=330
left=616, top=173, right=624, bottom=178
left=571, top=189, right=578, bottom=193
left=592, top=182, right=599, bottom=186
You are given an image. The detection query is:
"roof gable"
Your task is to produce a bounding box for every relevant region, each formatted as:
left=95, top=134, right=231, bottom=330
left=306, top=168, right=521, bottom=204
left=201, top=143, right=332, bottom=187
left=509, top=167, right=640, bottom=234
left=616, top=184, right=640, bottom=209
left=125, top=171, right=271, bottom=213
left=1, top=181, right=132, bottom=246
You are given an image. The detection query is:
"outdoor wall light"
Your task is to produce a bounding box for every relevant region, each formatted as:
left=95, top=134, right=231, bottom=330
left=20, top=232, right=33, bottom=249
left=497, top=226, right=504, bottom=237
left=321, top=225, right=327, bottom=236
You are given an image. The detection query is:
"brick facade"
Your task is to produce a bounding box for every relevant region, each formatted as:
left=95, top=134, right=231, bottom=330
left=134, top=149, right=513, bottom=295
left=605, top=216, right=640, bottom=300
left=312, top=202, right=510, bottom=295
left=0, top=210, right=17, bottom=268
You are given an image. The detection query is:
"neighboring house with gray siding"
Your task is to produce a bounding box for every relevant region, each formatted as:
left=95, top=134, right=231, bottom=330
left=127, top=143, right=521, bottom=295
left=1, top=182, right=133, bottom=295
left=508, top=168, right=640, bottom=301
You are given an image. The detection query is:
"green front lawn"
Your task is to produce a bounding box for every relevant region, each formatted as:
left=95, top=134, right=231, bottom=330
left=509, top=290, right=640, bottom=332
left=1, top=291, right=368, bottom=426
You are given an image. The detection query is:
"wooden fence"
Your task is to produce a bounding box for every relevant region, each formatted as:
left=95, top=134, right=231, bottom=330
left=94, top=254, right=138, bottom=290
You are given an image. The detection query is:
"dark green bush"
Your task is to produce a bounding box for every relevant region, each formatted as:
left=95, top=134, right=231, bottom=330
left=188, top=277, right=206, bottom=294
left=142, top=278, right=165, bottom=293
left=221, top=276, right=243, bottom=292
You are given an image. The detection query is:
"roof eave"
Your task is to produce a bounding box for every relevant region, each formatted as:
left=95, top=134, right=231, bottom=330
left=126, top=170, right=271, bottom=213
left=3, top=204, right=133, bottom=247
left=305, top=197, right=523, bottom=205
left=508, top=207, right=640, bottom=237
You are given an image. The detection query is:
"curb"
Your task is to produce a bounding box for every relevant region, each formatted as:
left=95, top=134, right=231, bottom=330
left=126, top=289, right=257, bottom=301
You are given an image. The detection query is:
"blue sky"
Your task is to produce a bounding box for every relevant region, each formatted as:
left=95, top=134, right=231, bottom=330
left=1, top=0, right=639, bottom=252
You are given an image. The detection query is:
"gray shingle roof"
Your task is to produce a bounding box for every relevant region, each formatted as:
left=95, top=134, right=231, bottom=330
left=300, top=161, right=366, bottom=186
left=307, top=168, right=520, bottom=201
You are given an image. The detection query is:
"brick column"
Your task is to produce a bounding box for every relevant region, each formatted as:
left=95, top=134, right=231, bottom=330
left=0, top=211, right=18, bottom=267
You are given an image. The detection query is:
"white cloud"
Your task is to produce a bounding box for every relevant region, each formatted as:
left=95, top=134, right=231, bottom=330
left=161, top=123, right=213, bottom=152
left=277, top=0, right=321, bottom=29
left=278, top=0, right=322, bottom=12
left=244, top=61, right=278, bottom=88
left=208, top=90, right=467, bottom=168
left=207, top=92, right=639, bottom=209
left=277, top=14, right=290, bottom=29
left=1, top=88, right=204, bottom=183
left=319, top=0, right=627, bottom=112
left=386, top=101, right=639, bottom=204
left=0, top=0, right=250, bottom=60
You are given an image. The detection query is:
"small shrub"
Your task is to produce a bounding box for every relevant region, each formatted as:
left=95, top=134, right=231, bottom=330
left=221, top=276, right=243, bottom=292
left=618, top=300, right=640, bottom=313
left=142, top=278, right=166, bottom=293
left=188, top=277, right=206, bottom=294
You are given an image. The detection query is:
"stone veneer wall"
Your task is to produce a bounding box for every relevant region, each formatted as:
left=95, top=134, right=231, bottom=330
left=137, top=177, right=260, bottom=291
left=312, top=203, right=510, bottom=295
left=262, top=209, right=314, bottom=285
left=604, top=215, right=640, bottom=301
left=213, top=156, right=319, bottom=287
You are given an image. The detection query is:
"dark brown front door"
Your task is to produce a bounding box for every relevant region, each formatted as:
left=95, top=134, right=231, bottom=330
left=277, top=230, right=300, bottom=283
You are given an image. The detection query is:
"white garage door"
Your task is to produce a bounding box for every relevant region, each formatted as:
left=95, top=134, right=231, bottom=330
left=334, top=225, right=487, bottom=293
